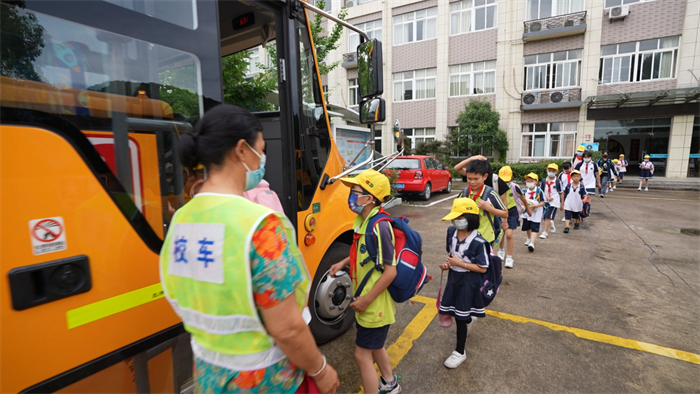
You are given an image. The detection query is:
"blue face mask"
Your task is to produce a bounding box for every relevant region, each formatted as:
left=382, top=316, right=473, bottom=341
left=347, top=193, right=368, bottom=214
left=584, top=158, right=592, bottom=163
left=241, top=142, right=266, bottom=191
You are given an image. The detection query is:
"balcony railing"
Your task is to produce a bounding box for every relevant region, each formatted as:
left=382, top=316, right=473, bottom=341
left=523, top=11, right=587, bottom=42
left=521, top=88, right=583, bottom=110
left=342, top=52, right=358, bottom=68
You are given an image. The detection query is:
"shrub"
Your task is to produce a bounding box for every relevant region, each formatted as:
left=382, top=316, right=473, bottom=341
left=491, top=160, right=567, bottom=183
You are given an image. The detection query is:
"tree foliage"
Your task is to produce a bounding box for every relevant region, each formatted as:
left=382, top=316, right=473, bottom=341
left=455, top=100, right=509, bottom=163
left=311, top=0, right=348, bottom=77
left=222, top=52, right=276, bottom=112
left=0, top=1, right=45, bottom=82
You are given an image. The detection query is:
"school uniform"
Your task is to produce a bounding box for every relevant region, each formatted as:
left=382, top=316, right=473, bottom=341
left=521, top=187, right=544, bottom=233
left=617, top=159, right=628, bottom=179
left=563, top=182, right=587, bottom=220
left=440, top=230, right=489, bottom=320
left=639, top=160, right=655, bottom=179
left=502, top=183, right=525, bottom=230
left=574, top=161, right=599, bottom=195
left=541, top=176, right=562, bottom=220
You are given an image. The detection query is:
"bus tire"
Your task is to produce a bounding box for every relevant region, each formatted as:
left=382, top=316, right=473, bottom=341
left=309, top=242, right=355, bottom=344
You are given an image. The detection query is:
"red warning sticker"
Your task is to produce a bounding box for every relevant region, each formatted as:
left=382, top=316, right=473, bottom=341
left=29, top=217, right=67, bottom=255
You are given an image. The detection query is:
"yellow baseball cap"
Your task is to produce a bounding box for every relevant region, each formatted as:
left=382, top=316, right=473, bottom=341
left=525, top=172, right=539, bottom=181
left=577, top=145, right=585, bottom=152
left=498, top=166, right=513, bottom=182
left=571, top=169, right=581, bottom=175
left=619, top=154, right=625, bottom=157
left=340, top=169, right=391, bottom=201
left=547, top=163, right=559, bottom=171
left=441, top=198, right=480, bottom=221
left=612, top=159, right=619, bottom=163
left=644, top=154, right=650, bottom=159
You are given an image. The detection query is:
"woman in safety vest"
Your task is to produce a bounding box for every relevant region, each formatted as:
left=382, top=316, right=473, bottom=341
left=160, top=104, right=339, bottom=394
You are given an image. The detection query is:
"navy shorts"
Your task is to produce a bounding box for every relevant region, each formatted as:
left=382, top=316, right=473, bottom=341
left=618, top=173, right=625, bottom=179
left=356, top=322, right=390, bottom=350
left=586, top=188, right=596, bottom=195
left=522, top=219, right=540, bottom=233
left=507, top=207, right=520, bottom=229
left=565, top=210, right=581, bottom=220
left=544, top=206, right=558, bottom=220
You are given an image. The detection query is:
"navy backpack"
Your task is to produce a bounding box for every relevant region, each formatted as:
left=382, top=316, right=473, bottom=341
left=354, top=208, right=431, bottom=303
left=446, top=226, right=503, bottom=307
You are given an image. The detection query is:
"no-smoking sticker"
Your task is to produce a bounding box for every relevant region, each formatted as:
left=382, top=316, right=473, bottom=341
left=29, top=217, right=67, bottom=255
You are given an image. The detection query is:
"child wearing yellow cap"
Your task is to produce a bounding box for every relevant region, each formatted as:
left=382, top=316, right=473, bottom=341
left=617, top=154, right=628, bottom=186
left=563, top=170, right=588, bottom=232
left=495, top=166, right=533, bottom=269
left=521, top=173, right=546, bottom=252
left=540, top=163, right=563, bottom=239
left=439, top=198, right=490, bottom=369
left=638, top=155, right=654, bottom=191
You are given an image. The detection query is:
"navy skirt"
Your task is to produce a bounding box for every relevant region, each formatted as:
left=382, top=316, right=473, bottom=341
left=639, top=169, right=653, bottom=179
left=439, top=269, right=486, bottom=321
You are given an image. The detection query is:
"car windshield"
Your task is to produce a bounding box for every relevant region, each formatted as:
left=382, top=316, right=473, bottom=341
left=386, top=159, right=421, bottom=170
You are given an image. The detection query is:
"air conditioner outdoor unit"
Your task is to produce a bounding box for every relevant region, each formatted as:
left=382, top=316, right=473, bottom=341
left=528, top=21, right=544, bottom=32
left=549, top=90, right=570, bottom=103
left=345, top=0, right=355, bottom=7
left=522, top=92, right=541, bottom=106
left=609, top=5, right=629, bottom=19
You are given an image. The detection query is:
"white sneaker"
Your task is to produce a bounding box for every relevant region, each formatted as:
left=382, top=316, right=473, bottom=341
left=645, top=187, right=649, bottom=191
left=528, top=243, right=535, bottom=252
left=551, top=224, right=556, bottom=233
left=497, top=248, right=505, bottom=260
left=524, top=238, right=531, bottom=246
left=562, top=217, right=566, bottom=222
left=444, top=351, right=467, bottom=369
left=467, top=317, right=477, bottom=335
left=613, top=185, right=616, bottom=189
left=638, top=187, right=642, bottom=191
left=378, top=374, right=401, bottom=394
left=539, top=232, right=548, bottom=239
left=505, top=257, right=514, bottom=268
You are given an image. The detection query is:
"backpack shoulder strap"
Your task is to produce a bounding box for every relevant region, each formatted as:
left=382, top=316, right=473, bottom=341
left=362, top=210, right=393, bottom=267
left=480, top=185, right=500, bottom=237
left=354, top=264, right=381, bottom=298
left=446, top=226, right=456, bottom=253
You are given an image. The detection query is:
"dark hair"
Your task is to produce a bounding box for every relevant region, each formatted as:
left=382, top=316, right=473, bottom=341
left=178, top=104, right=262, bottom=171
left=465, top=159, right=491, bottom=176
left=583, top=150, right=593, bottom=158
left=562, top=161, right=571, bottom=169
left=463, top=213, right=480, bottom=232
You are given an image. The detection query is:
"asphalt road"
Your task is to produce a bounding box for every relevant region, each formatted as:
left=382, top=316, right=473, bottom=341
left=319, top=181, right=700, bottom=393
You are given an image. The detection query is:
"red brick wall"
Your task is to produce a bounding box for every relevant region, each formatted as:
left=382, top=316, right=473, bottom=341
left=393, top=100, right=437, bottom=128
left=392, top=40, right=438, bottom=72
left=447, top=95, right=497, bottom=126
left=521, top=108, right=581, bottom=124
left=600, top=0, right=686, bottom=45
left=448, top=29, right=498, bottom=65
left=523, top=34, right=585, bottom=56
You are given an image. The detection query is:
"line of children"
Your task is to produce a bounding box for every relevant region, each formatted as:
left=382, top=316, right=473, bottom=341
left=495, top=166, right=532, bottom=269
left=521, top=173, right=546, bottom=252
left=563, top=169, right=588, bottom=233
left=540, top=164, right=563, bottom=239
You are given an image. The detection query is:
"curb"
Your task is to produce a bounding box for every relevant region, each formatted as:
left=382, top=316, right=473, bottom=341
left=383, top=197, right=403, bottom=210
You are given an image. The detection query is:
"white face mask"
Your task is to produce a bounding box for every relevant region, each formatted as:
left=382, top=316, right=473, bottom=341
left=526, top=182, right=536, bottom=189
left=584, top=158, right=592, bottom=163
left=453, top=218, right=468, bottom=230
left=547, top=172, right=556, bottom=178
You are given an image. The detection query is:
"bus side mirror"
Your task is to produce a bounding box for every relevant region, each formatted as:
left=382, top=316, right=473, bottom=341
left=357, top=39, right=383, bottom=99
left=360, top=98, right=385, bottom=124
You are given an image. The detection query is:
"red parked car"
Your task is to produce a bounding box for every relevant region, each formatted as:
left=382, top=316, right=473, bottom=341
left=385, top=155, right=453, bottom=200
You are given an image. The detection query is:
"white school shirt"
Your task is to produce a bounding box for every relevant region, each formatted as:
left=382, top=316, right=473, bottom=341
left=618, top=159, right=628, bottom=173
left=448, top=230, right=489, bottom=272
left=576, top=161, right=598, bottom=190
left=542, top=176, right=562, bottom=208
left=564, top=183, right=585, bottom=212
left=522, top=187, right=545, bottom=223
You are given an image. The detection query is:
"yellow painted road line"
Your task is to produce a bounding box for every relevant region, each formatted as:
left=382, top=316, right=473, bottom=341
left=66, top=283, right=164, bottom=329
left=354, top=296, right=438, bottom=394
left=606, top=195, right=700, bottom=202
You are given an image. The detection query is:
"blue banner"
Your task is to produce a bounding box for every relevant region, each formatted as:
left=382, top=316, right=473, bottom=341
left=649, top=154, right=668, bottom=158
left=690, top=153, right=700, bottom=159
left=581, top=143, right=599, bottom=152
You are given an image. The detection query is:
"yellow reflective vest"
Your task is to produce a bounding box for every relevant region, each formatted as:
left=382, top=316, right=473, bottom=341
left=160, top=193, right=310, bottom=371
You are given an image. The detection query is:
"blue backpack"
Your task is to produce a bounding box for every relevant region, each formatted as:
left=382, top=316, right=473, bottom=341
left=446, top=226, right=503, bottom=307
left=354, top=208, right=431, bottom=303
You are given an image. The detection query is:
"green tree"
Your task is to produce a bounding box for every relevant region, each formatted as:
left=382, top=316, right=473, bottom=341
left=454, top=99, right=509, bottom=162
left=222, top=51, right=276, bottom=112
left=0, top=1, right=46, bottom=82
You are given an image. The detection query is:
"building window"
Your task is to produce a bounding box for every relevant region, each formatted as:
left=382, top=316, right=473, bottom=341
left=526, top=0, right=585, bottom=21
left=450, top=0, right=497, bottom=35
left=524, top=49, right=582, bottom=91
left=246, top=48, right=261, bottom=74
left=349, top=20, right=382, bottom=53
left=605, top=0, right=653, bottom=8
left=375, top=128, right=382, bottom=155
left=599, top=37, right=679, bottom=84
left=449, top=127, right=493, bottom=157
left=404, top=128, right=436, bottom=149
left=449, top=60, right=497, bottom=96
left=393, top=68, right=437, bottom=102
left=393, top=8, right=438, bottom=46
left=521, top=122, right=577, bottom=158
left=348, top=78, right=358, bottom=106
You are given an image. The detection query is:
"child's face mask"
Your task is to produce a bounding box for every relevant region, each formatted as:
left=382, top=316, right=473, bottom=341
left=584, top=158, right=592, bottom=163
left=577, top=152, right=583, bottom=157
left=526, top=182, right=536, bottom=189
left=453, top=218, right=468, bottom=230
left=547, top=172, right=556, bottom=178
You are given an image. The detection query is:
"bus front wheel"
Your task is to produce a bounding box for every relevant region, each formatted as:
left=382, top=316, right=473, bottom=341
left=309, top=243, right=355, bottom=344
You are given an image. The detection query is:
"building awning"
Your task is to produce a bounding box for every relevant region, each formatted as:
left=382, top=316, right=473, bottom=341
left=586, top=87, right=700, bottom=109
left=586, top=87, right=700, bottom=120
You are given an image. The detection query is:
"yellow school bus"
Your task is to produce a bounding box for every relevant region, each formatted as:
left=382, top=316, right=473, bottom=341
left=0, top=0, right=388, bottom=391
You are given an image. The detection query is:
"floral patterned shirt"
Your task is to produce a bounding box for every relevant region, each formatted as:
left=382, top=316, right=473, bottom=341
left=194, top=214, right=306, bottom=394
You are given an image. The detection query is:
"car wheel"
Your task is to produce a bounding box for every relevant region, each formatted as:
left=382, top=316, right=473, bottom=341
left=443, top=179, right=452, bottom=193
left=308, top=243, right=355, bottom=344
left=421, top=183, right=432, bottom=201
